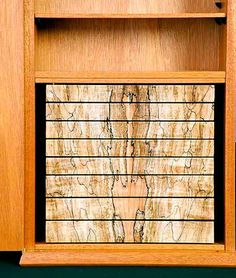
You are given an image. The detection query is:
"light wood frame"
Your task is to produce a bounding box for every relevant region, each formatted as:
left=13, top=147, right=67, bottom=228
left=19, top=0, right=236, bottom=266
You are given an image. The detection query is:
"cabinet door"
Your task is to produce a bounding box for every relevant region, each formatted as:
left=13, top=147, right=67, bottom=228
left=44, top=84, right=215, bottom=244
left=0, top=0, right=24, bottom=250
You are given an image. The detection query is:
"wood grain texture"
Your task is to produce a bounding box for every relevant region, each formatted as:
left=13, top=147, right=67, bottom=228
left=46, top=85, right=215, bottom=102
left=46, top=157, right=214, bottom=175
left=36, top=71, right=226, bottom=84
left=225, top=0, right=236, bottom=251
left=35, top=0, right=225, bottom=15
left=24, top=0, right=36, bottom=250
left=46, top=122, right=215, bottom=139
left=46, top=85, right=214, bottom=244
left=36, top=19, right=220, bottom=72
left=46, top=221, right=214, bottom=243
left=46, top=139, right=214, bottom=157
left=0, top=0, right=24, bottom=250
left=46, top=176, right=214, bottom=198
left=46, top=198, right=214, bottom=220
left=34, top=242, right=224, bottom=251
left=20, top=250, right=236, bottom=267
left=46, top=103, right=214, bottom=121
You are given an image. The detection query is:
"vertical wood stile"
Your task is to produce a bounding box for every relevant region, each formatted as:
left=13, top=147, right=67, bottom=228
left=0, top=0, right=24, bottom=250
left=24, top=0, right=36, bottom=250
left=225, top=0, right=236, bottom=251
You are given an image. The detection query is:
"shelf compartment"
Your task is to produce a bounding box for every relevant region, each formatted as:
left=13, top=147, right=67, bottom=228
left=35, top=0, right=226, bottom=18
left=35, top=71, right=226, bottom=84
left=35, top=19, right=223, bottom=73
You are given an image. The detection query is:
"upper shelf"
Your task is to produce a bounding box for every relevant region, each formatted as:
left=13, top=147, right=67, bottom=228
left=35, top=13, right=226, bottom=19
left=35, top=71, right=226, bottom=84
left=35, top=0, right=226, bottom=19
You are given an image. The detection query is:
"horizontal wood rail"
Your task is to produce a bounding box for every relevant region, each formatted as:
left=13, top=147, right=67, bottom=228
left=20, top=249, right=236, bottom=266
left=35, top=71, right=226, bottom=84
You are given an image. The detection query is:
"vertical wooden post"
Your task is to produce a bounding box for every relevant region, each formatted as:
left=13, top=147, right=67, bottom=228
left=225, top=0, right=236, bottom=251
left=24, top=0, right=36, bottom=250
left=0, top=0, right=24, bottom=250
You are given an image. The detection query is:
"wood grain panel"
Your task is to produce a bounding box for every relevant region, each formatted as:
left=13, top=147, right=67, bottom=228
left=46, top=220, right=214, bottom=243
left=46, top=176, right=214, bottom=198
left=36, top=19, right=220, bottom=72
left=46, top=84, right=215, bottom=244
left=46, top=198, right=214, bottom=220
left=46, top=85, right=215, bottom=102
left=46, top=139, right=214, bottom=157
left=0, top=0, right=24, bottom=250
left=46, top=157, right=214, bottom=175
left=46, top=122, right=215, bottom=139
left=46, top=103, right=214, bottom=121
left=35, top=0, right=223, bottom=15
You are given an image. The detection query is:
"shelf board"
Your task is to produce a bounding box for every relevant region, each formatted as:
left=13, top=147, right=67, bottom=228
left=35, top=13, right=226, bottom=19
left=35, top=71, right=226, bottom=84
left=20, top=250, right=236, bottom=266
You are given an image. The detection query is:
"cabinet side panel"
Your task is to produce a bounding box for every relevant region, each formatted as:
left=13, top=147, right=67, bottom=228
left=225, top=0, right=236, bottom=251
left=0, top=0, right=24, bottom=250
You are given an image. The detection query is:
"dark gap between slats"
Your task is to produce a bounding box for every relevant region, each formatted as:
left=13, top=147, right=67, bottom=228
left=46, top=196, right=214, bottom=199
left=46, top=120, right=214, bottom=122
left=46, top=138, right=215, bottom=140
left=45, top=219, right=215, bottom=222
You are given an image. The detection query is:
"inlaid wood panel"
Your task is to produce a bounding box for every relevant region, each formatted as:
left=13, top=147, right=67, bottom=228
left=46, top=157, right=214, bottom=175
left=46, top=121, right=215, bottom=139
left=46, top=176, right=214, bottom=198
left=46, top=85, right=215, bottom=102
left=46, top=221, right=214, bottom=243
left=46, top=85, right=215, bottom=243
left=46, top=139, right=214, bottom=157
left=46, top=198, right=214, bottom=220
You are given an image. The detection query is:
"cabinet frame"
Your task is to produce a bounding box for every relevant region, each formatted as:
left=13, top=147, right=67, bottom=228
left=20, top=0, right=236, bottom=266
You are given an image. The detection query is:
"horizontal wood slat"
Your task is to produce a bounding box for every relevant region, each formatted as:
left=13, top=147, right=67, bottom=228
left=46, top=220, right=214, bottom=243
left=46, top=122, right=215, bottom=139
left=46, top=85, right=215, bottom=103
left=46, top=103, right=214, bottom=121
left=36, top=71, right=226, bottom=84
left=46, top=139, right=214, bottom=157
left=46, top=157, right=214, bottom=175
left=46, top=175, right=214, bottom=198
left=46, top=197, right=214, bottom=220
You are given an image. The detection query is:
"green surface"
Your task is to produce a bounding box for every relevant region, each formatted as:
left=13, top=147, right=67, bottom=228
left=0, top=252, right=236, bottom=278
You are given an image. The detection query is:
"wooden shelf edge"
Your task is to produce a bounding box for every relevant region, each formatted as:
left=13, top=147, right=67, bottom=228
left=34, top=243, right=225, bottom=251
left=20, top=250, right=236, bottom=267
left=35, top=13, right=226, bottom=19
left=35, top=71, right=226, bottom=84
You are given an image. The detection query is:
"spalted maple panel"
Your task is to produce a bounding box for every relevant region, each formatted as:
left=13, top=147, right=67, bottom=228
left=46, top=121, right=215, bottom=139
left=46, top=157, right=214, bottom=175
left=46, top=139, right=214, bottom=157
left=46, top=103, right=214, bottom=121
left=46, top=221, right=214, bottom=243
left=45, top=84, right=215, bottom=243
left=46, top=85, right=215, bottom=102
left=46, top=198, right=214, bottom=220
left=46, top=176, right=214, bottom=198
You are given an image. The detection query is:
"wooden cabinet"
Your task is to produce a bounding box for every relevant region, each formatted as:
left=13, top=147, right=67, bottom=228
left=0, top=0, right=235, bottom=266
